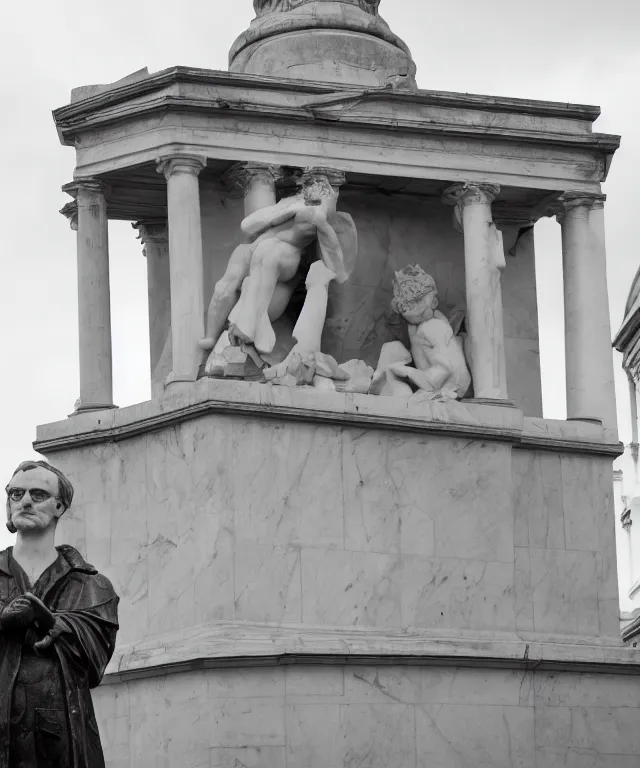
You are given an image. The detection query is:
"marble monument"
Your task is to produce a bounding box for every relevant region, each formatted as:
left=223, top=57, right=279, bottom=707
left=34, top=0, right=640, bottom=765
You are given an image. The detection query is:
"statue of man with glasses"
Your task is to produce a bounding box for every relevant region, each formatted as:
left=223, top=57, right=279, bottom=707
left=0, top=460, right=119, bottom=768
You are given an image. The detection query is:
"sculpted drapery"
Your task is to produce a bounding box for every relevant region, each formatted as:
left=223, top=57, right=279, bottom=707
left=254, top=0, right=380, bottom=16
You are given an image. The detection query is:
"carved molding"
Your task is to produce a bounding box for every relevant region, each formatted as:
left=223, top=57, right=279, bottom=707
left=297, top=166, right=347, bottom=190
left=60, top=200, right=78, bottom=231
left=545, top=191, right=606, bottom=223
left=33, top=384, right=623, bottom=459
left=60, top=178, right=109, bottom=229
left=62, top=178, right=106, bottom=199
left=132, top=220, right=169, bottom=257
left=253, top=0, right=381, bottom=17
left=220, top=162, right=283, bottom=198
left=559, top=190, right=607, bottom=212
left=443, top=182, right=500, bottom=209
left=157, top=154, right=207, bottom=180
left=102, top=618, right=640, bottom=684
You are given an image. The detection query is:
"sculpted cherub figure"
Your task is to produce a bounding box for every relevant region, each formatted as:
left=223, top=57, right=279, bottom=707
left=371, top=265, right=471, bottom=399
left=200, top=170, right=356, bottom=374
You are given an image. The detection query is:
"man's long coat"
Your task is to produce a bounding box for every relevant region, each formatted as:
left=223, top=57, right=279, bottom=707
left=0, top=545, right=119, bottom=768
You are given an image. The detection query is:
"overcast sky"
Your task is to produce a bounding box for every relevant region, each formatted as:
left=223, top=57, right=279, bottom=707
left=0, top=0, right=638, bottom=549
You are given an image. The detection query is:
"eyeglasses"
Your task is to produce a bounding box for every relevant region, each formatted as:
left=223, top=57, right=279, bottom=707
left=6, top=488, right=56, bottom=504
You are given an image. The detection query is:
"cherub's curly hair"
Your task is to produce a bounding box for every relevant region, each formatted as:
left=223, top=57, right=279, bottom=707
left=391, top=264, right=437, bottom=315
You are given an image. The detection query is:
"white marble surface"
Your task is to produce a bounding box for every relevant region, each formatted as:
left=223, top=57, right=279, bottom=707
left=562, top=197, right=618, bottom=434
left=49, top=390, right=621, bottom=652
left=160, top=155, right=207, bottom=384
left=229, top=1, right=416, bottom=89
left=91, top=664, right=640, bottom=768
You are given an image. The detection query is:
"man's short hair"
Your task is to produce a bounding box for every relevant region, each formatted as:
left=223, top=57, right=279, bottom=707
left=5, top=461, right=74, bottom=534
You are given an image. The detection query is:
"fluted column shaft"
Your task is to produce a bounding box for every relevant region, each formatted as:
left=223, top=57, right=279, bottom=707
left=158, top=155, right=207, bottom=386
left=444, top=183, right=508, bottom=400
left=559, top=192, right=617, bottom=433
left=74, top=180, right=114, bottom=411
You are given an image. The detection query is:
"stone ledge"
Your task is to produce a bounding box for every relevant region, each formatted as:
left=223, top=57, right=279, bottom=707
left=34, top=380, right=622, bottom=457
left=54, top=66, right=603, bottom=124
left=102, top=620, right=640, bottom=685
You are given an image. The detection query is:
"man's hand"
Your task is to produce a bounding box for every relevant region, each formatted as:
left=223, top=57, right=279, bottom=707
left=33, top=619, right=64, bottom=653
left=24, top=593, right=56, bottom=633
left=0, top=595, right=36, bottom=630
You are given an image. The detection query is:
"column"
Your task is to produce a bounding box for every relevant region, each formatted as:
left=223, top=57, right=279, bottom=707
left=70, top=179, right=115, bottom=412
left=133, top=220, right=171, bottom=398
left=558, top=192, right=617, bottom=433
left=157, top=154, right=207, bottom=386
left=444, top=182, right=508, bottom=400
left=223, top=162, right=282, bottom=216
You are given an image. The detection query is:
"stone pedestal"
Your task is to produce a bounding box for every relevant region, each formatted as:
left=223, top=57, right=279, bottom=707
left=35, top=381, right=639, bottom=767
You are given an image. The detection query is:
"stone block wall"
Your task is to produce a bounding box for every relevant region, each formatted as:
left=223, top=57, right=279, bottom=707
left=93, top=664, right=640, bottom=768
left=40, top=389, right=631, bottom=767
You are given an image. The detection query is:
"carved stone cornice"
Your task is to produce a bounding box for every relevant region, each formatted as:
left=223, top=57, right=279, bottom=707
left=157, top=154, right=206, bottom=180
left=132, top=220, right=168, bottom=257
left=221, top=162, right=283, bottom=198
left=442, top=182, right=500, bottom=208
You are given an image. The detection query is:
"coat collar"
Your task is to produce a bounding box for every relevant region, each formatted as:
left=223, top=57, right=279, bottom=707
left=0, top=545, right=97, bottom=578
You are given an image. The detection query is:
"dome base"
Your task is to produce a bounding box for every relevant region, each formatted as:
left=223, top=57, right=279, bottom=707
left=229, top=1, right=417, bottom=89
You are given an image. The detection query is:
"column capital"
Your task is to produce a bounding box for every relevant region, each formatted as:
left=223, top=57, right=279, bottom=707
left=133, top=220, right=168, bottom=244
left=132, top=220, right=168, bottom=257
left=442, top=182, right=500, bottom=207
left=221, top=162, right=283, bottom=198
left=298, top=166, right=347, bottom=190
left=62, top=178, right=107, bottom=199
left=60, top=201, right=78, bottom=231
left=559, top=190, right=607, bottom=212
left=157, top=154, right=207, bottom=180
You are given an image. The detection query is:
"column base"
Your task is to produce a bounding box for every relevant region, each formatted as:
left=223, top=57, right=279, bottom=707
left=72, top=402, right=118, bottom=416
left=567, top=416, right=604, bottom=426
left=165, top=370, right=198, bottom=392
left=462, top=397, right=516, bottom=408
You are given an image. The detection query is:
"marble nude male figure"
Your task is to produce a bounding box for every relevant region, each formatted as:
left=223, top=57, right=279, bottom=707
left=0, top=461, right=119, bottom=768
left=200, top=170, right=356, bottom=371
